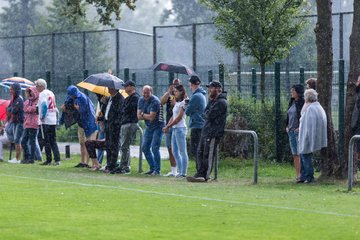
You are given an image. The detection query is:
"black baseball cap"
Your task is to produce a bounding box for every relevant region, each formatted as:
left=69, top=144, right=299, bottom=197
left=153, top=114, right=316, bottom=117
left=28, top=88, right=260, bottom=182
left=206, top=81, right=222, bottom=88
left=122, top=80, right=136, bottom=87
left=189, top=75, right=201, bottom=85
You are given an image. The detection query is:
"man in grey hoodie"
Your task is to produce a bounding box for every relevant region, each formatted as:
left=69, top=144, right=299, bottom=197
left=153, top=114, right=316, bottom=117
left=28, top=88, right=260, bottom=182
left=185, top=76, right=206, bottom=163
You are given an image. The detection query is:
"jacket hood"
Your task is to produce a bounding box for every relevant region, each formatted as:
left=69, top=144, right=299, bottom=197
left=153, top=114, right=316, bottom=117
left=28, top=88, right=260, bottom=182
left=28, top=86, right=39, bottom=101
left=194, top=87, right=206, bottom=95
left=67, top=85, right=81, bottom=98
left=11, top=83, right=22, bottom=97
left=217, top=92, right=227, bottom=100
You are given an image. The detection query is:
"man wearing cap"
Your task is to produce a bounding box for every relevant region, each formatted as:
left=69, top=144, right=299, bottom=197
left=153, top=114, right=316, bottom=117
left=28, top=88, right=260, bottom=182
left=137, top=85, right=165, bottom=175
left=160, top=78, right=181, bottom=177
left=35, top=78, right=61, bottom=165
left=187, top=81, right=228, bottom=182
left=185, top=75, right=206, bottom=162
left=112, top=80, right=140, bottom=174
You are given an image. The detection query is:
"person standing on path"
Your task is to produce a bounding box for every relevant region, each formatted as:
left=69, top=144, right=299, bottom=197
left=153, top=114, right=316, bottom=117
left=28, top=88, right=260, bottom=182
left=187, top=81, right=228, bottom=182
left=160, top=78, right=181, bottom=177
left=35, top=79, right=61, bottom=165
left=185, top=76, right=206, bottom=164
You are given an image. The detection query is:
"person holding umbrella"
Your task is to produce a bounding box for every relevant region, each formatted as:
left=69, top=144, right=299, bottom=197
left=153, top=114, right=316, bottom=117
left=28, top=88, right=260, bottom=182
left=6, top=83, right=24, bottom=164
left=35, top=79, right=61, bottom=166
left=137, top=85, right=165, bottom=175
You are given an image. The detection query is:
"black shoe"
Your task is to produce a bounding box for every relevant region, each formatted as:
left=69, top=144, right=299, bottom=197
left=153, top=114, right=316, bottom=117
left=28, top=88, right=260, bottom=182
left=22, top=160, right=34, bottom=164
left=40, top=161, right=51, bottom=165
left=143, top=170, right=155, bottom=175
left=74, top=162, right=85, bottom=168
left=186, top=175, right=206, bottom=182
left=119, top=169, right=131, bottom=175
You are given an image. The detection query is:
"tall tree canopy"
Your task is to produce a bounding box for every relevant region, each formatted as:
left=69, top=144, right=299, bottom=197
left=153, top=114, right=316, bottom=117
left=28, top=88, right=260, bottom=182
left=63, top=0, right=136, bottom=25
left=201, top=0, right=307, bottom=102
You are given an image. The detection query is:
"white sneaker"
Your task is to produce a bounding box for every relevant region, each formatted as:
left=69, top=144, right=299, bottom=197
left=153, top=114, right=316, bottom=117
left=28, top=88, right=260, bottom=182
left=8, top=158, right=20, bottom=164
left=163, top=171, right=177, bottom=177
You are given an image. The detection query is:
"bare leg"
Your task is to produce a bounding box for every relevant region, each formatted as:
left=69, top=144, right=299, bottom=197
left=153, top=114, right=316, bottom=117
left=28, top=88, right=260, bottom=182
left=15, top=144, right=21, bottom=160
left=168, top=147, right=176, bottom=167
left=293, top=154, right=301, bottom=179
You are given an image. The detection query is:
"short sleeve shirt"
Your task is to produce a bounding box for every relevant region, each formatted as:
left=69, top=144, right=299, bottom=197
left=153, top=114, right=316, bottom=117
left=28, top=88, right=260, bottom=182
left=138, top=95, right=164, bottom=129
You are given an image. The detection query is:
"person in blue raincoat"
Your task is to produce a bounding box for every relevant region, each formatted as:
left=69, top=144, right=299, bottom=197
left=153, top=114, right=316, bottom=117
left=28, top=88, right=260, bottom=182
left=63, top=85, right=97, bottom=168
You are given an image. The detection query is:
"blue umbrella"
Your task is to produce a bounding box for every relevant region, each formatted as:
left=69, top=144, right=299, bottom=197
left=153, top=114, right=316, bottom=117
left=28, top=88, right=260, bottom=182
left=1, top=77, right=34, bottom=90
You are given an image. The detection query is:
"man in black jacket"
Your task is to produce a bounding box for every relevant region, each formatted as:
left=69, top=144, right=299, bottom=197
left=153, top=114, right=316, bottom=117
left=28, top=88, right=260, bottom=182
left=112, top=80, right=140, bottom=174
left=187, top=81, right=228, bottom=182
left=104, top=87, right=124, bottom=172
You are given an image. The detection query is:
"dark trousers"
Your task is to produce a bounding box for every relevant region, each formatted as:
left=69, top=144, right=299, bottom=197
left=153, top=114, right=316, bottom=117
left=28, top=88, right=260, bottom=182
left=190, top=128, right=202, bottom=170
left=21, top=128, right=38, bottom=161
left=42, top=124, right=60, bottom=163
left=85, top=139, right=106, bottom=159
left=105, top=125, right=121, bottom=170
left=196, top=136, right=220, bottom=180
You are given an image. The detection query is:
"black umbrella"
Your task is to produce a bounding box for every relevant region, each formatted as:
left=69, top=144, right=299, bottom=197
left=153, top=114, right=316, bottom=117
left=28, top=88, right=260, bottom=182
left=83, top=73, right=124, bottom=89
left=151, top=62, right=197, bottom=76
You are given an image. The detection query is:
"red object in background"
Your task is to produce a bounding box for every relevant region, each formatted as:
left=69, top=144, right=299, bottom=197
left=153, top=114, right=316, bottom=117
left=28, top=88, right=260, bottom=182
left=0, top=99, right=10, bottom=121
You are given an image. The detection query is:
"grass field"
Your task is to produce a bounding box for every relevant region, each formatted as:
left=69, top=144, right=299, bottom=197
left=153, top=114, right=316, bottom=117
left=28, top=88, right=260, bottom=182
left=0, top=154, right=359, bottom=240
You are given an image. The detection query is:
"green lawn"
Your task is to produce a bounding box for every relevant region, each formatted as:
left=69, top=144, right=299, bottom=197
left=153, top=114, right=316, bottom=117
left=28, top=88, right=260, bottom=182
left=0, top=155, right=359, bottom=240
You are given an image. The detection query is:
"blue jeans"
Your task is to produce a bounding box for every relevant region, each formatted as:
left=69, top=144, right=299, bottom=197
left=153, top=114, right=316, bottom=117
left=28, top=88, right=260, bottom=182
left=172, top=127, right=189, bottom=176
left=142, top=125, right=164, bottom=173
left=300, top=153, right=314, bottom=182
left=287, top=130, right=299, bottom=155
left=21, top=128, right=38, bottom=161
left=165, top=127, right=173, bottom=148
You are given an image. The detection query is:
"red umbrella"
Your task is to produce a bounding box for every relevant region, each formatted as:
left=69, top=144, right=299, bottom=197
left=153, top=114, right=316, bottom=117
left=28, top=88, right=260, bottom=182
left=0, top=99, right=10, bottom=121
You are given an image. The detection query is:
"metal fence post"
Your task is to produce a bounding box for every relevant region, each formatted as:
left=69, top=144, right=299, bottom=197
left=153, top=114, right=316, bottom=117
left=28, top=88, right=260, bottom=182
left=67, top=75, right=71, bottom=86
left=168, top=72, right=174, bottom=85
left=275, top=62, right=282, bottom=162
left=116, top=29, right=120, bottom=77
left=131, top=73, right=136, bottom=83
left=237, top=51, right=241, bottom=93
left=192, top=24, right=197, bottom=72
left=13, top=72, right=18, bottom=77
left=46, top=71, right=51, bottom=90
left=153, top=26, right=158, bottom=95
left=251, top=68, right=257, bottom=100
left=124, top=68, right=130, bottom=81
left=208, top=70, right=213, bottom=83
left=219, top=63, right=224, bottom=91
left=83, top=70, right=89, bottom=96
left=299, top=67, right=305, bottom=85
left=21, top=36, right=25, bottom=77
left=338, top=59, right=345, bottom=160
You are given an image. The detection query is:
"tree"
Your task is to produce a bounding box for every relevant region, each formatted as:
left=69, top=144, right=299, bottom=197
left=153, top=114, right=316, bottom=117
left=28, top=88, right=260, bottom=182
left=62, top=0, right=136, bottom=26
left=315, top=0, right=341, bottom=178
left=160, top=0, right=214, bottom=24
left=0, top=0, right=42, bottom=73
left=344, top=0, right=360, bottom=178
left=25, top=0, right=110, bottom=79
left=201, top=0, right=307, bottom=102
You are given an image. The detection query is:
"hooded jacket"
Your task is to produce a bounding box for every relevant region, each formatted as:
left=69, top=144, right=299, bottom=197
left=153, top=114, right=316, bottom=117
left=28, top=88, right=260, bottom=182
left=7, top=83, right=24, bottom=124
left=201, top=92, right=228, bottom=138
left=185, top=87, right=206, bottom=128
left=23, top=86, right=39, bottom=129
left=67, top=85, right=97, bottom=137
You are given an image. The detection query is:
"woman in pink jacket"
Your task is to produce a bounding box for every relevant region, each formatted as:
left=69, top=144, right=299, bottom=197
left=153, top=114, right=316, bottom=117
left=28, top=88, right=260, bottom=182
left=21, top=86, right=39, bottom=164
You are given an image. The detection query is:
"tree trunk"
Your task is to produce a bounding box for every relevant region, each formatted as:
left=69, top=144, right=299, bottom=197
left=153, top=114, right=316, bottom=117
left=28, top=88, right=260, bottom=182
left=344, top=0, right=360, bottom=177
left=260, top=62, right=266, bottom=103
left=315, top=0, right=340, bottom=178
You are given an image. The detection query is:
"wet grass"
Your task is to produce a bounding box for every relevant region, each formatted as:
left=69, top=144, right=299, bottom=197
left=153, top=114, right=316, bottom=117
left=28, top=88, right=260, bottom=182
left=0, top=154, right=359, bottom=240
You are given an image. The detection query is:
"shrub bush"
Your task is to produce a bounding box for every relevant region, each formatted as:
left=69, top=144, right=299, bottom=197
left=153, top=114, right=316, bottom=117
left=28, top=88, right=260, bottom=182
left=222, top=95, right=292, bottom=162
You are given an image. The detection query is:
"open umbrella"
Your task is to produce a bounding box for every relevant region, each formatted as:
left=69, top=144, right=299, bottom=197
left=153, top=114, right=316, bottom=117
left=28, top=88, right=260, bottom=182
left=0, top=77, right=34, bottom=90
left=151, top=61, right=197, bottom=76
left=77, top=81, right=127, bottom=97
left=77, top=73, right=127, bottom=97
left=0, top=99, right=10, bottom=121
